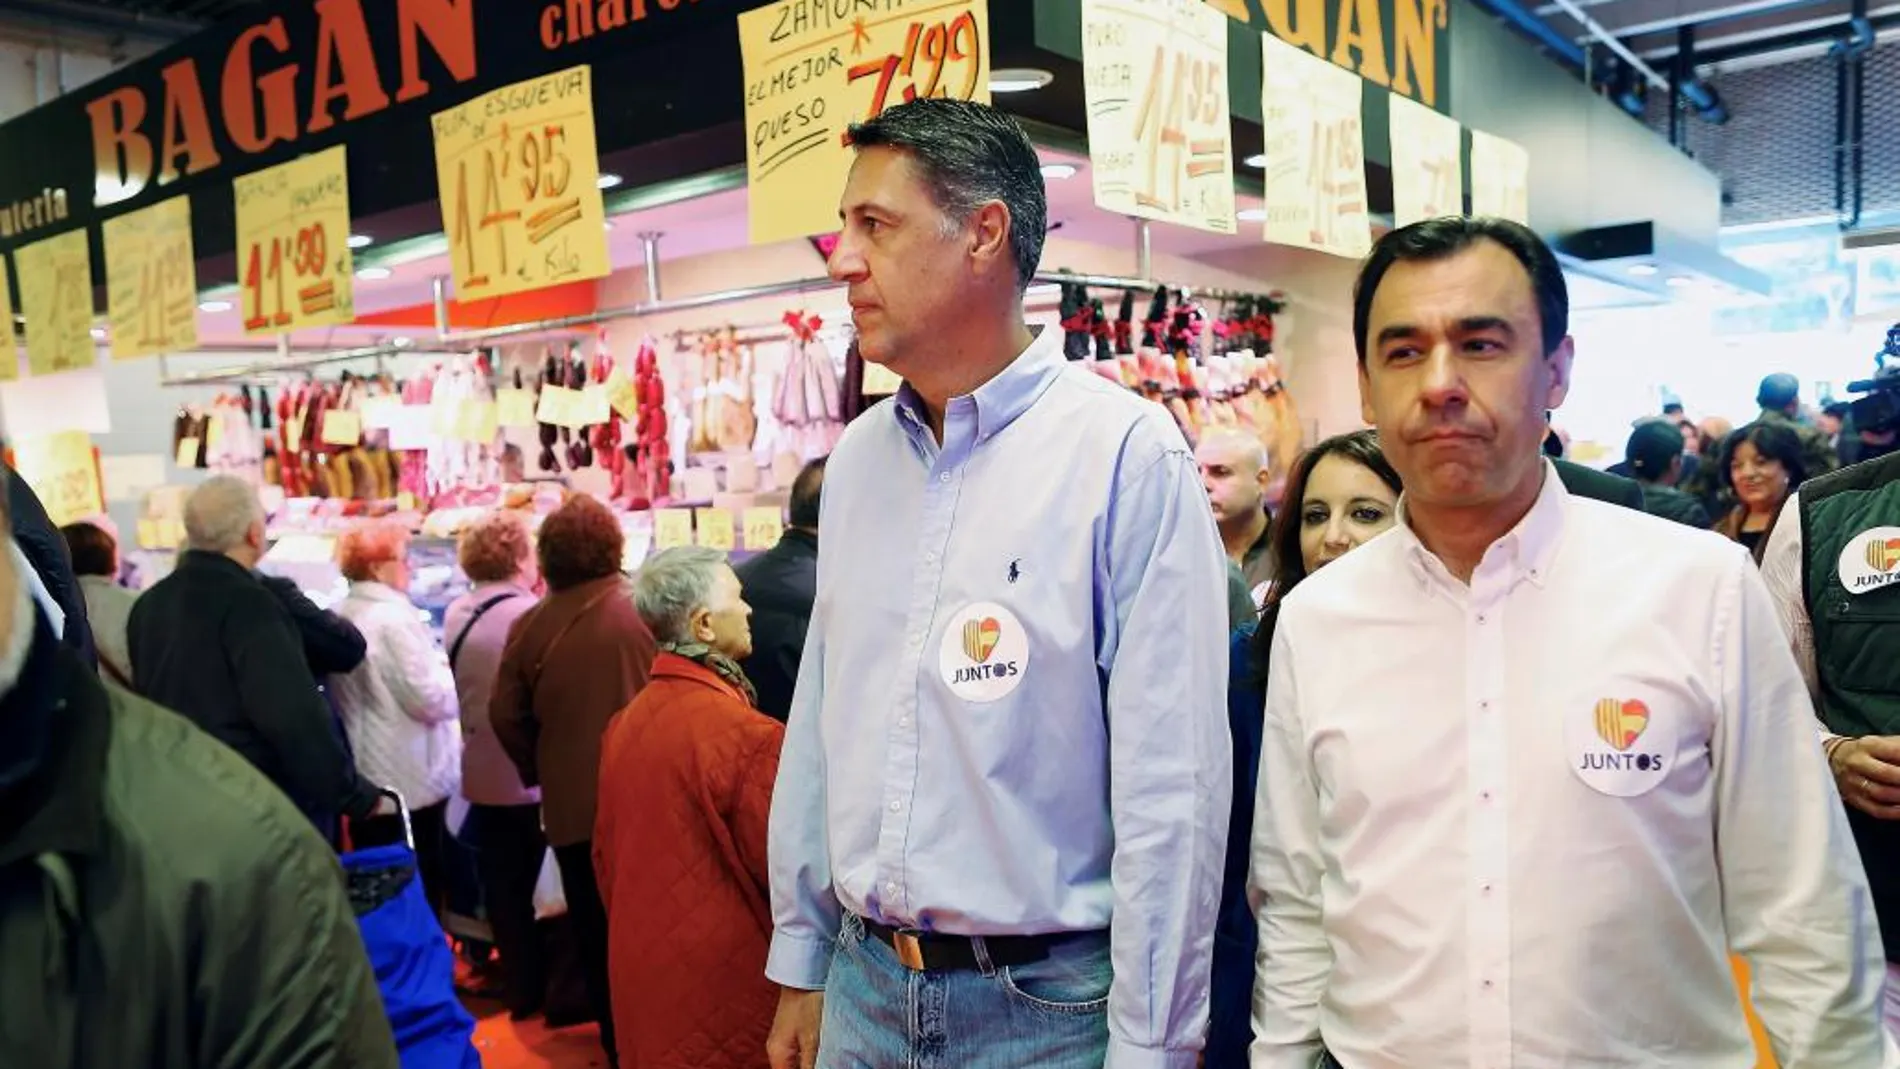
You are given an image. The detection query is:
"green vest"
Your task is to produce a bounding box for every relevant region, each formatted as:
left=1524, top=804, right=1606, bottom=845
left=1801, top=452, right=1900, bottom=738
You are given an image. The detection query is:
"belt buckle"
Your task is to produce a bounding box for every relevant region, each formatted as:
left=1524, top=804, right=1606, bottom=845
left=892, top=930, right=926, bottom=971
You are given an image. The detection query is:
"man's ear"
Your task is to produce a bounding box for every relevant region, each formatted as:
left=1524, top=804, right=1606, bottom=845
left=1544, top=336, right=1575, bottom=410
left=969, top=201, right=1013, bottom=279
left=1358, top=360, right=1377, bottom=426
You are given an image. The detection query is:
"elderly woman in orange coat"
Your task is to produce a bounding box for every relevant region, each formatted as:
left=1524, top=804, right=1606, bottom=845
left=595, top=546, right=784, bottom=1069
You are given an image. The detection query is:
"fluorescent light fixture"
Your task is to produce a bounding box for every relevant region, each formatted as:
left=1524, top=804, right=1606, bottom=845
left=357, top=266, right=393, bottom=280
left=89, top=327, right=106, bottom=339
left=392, top=336, right=413, bottom=346
left=990, top=68, right=1054, bottom=93
left=347, top=234, right=373, bottom=249
left=1628, top=263, right=1659, bottom=277
left=199, top=299, right=232, bottom=313
left=1244, top=153, right=1267, bottom=168
left=1040, top=163, right=1078, bottom=180
left=1237, top=208, right=1268, bottom=222
left=597, top=173, right=624, bottom=190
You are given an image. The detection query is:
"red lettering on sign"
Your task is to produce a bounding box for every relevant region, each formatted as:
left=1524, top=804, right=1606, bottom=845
left=307, top=0, right=392, bottom=133
left=222, top=17, right=299, bottom=154
left=158, top=57, right=221, bottom=184
left=396, top=0, right=477, bottom=102
left=87, top=88, right=153, bottom=205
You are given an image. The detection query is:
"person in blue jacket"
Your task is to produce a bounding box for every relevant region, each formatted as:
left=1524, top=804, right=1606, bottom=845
left=1209, top=430, right=1403, bottom=1069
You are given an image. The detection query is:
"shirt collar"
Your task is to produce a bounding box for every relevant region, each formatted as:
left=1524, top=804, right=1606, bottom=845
left=349, top=580, right=411, bottom=606
left=1394, top=459, right=1568, bottom=592
left=893, top=324, right=1064, bottom=445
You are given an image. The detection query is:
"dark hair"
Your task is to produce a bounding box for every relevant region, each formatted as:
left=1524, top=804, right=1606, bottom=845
left=1542, top=427, right=1565, bottom=458
left=537, top=493, right=624, bottom=591
left=789, top=456, right=827, bottom=530
left=1719, top=421, right=1808, bottom=494
left=1249, top=431, right=1403, bottom=679
left=60, top=521, right=117, bottom=577
left=1352, top=216, right=1569, bottom=364
left=847, top=99, right=1047, bottom=292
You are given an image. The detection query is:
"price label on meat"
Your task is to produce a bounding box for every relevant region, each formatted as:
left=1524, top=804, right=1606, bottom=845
left=1082, top=0, right=1235, bottom=234
left=1259, top=33, right=1371, bottom=259
left=1388, top=93, right=1463, bottom=227
left=17, top=229, right=97, bottom=377
left=234, top=146, right=354, bottom=334
left=432, top=65, right=612, bottom=301
left=103, top=196, right=199, bottom=360
left=738, top=0, right=992, bottom=245
left=1469, top=128, right=1529, bottom=225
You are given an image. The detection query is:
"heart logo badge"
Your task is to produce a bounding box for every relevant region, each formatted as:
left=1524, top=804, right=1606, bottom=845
left=1594, top=698, right=1650, bottom=751
left=962, top=617, right=1002, bottom=663
left=1867, top=538, right=1900, bottom=574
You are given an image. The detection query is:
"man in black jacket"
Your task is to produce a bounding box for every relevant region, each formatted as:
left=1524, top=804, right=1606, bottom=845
left=5, top=459, right=94, bottom=668
left=128, top=475, right=381, bottom=830
left=1624, top=419, right=1712, bottom=528
left=736, top=457, right=824, bottom=722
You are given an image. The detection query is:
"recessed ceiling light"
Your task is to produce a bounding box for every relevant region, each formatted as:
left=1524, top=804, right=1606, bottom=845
left=89, top=327, right=105, bottom=339
left=356, top=266, right=392, bottom=280
left=347, top=234, right=373, bottom=249
left=1666, top=275, right=1693, bottom=288
left=392, top=336, right=412, bottom=346
left=603, top=220, right=615, bottom=231
left=991, top=68, right=1054, bottom=93
left=1628, top=263, right=1659, bottom=277
left=199, top=299, right=232, bottom=313
left=1040, top=163, right=1078, bottom=180
left=597, top=173, right=623, bottom=190
left=1244, top=153, right=1267, bottom=168
left=1238, top=207, right=1268, bottom=222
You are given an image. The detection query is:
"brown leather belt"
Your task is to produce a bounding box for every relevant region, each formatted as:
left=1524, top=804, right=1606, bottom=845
left=859, top=916, right=1095, bottom=973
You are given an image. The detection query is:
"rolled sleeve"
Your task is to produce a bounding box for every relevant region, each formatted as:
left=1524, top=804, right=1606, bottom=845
left=1100, top=444, right=1232, bottom=1069
left=766, top=599, right=841, bottom=991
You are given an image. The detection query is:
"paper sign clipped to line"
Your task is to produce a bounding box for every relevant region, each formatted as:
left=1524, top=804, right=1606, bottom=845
left=104, top=195, right=199, bottom=360
left=743, top=506, right=784, bottom=551
left=696, top=507, right=736, bottom=551
left=17, top=229, right=96, bottom=377
left=653, top=508, right=695, bottom=550
left=233, top=145, right=355, bottom=334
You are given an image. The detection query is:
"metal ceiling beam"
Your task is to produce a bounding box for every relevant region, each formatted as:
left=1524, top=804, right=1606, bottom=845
left=1576, top=0, right=1834, bottom=40
left=1669, top=7, right=1898, bottom=63
left=1634, top=0, right=1899, bottom=56
left=0, top=0, right=204, bottom=42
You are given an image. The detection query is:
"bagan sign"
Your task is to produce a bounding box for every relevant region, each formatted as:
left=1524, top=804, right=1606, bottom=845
left=1204, top=0, right=1450, bottom=110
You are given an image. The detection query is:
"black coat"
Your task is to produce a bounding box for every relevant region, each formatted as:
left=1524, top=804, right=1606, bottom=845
left=6, top=463, right=94, bottom=668
left=127, top=551, right=378, bottom=826
left=1637, top=482, right=1713, bottom=528
left=1553, top=459, right=1646, bottom=511
left=734, top=528, right=817, bottom=723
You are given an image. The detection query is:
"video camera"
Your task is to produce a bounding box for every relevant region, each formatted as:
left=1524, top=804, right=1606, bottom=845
left=1845, top=323, right=1900, bottom=434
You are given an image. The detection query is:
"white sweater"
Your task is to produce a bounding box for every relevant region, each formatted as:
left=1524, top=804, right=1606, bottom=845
left=330, top=581, right=462, bottom=809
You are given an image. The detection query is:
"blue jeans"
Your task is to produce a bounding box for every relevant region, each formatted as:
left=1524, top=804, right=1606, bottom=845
left=819, top=914, right=1111, bottom=1069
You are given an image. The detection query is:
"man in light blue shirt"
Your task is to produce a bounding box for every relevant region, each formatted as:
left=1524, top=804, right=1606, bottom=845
left=763, top=99, right=1232, bottom=1069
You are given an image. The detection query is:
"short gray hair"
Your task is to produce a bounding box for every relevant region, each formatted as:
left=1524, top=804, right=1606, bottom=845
left=183, top=475, right=265, bottom=553
left=634, top=546, right=730, bottom=645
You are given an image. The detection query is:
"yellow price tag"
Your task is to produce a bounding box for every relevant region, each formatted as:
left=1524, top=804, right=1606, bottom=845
left=1388, top=94, right=1463, bottom=227
left=104, top=195, right=199, bottom=359
left=397, top=491, right=418, bottom=512
left=13, top=430, right=102, bottom=525
left=175, top=437, right=200, bottom=469
left=233, top=144, right=355, bottom=334
left=738, top=0, right=991, bottom=244
left=17, top=229, right=96, bottom=377
left=653, top=508, right=694, bottom=549
left=578, top=383, right=611, bottom=426
left=321, top=410, right=362, bottom=447
left=1259, top=35, right=1372, bottom=258
left=432, top=65, right=612, bottom=301
left=205, top=415, right=225, bottom=454
left=1081, top=0, right=1236, bottom=234
left=1470, top=129, right=1530, bottom=225
left=742, top=506, right=784, bottom=551
left=695, top=507, right=736, bottom=551
left=496, top=388, right=537, bottom=428
left=0, top=257, right=16, bottom=383
left=455, top=399, right=499, bottom=443
left=536, top=385, right=583, bottom=429
left=604, top=364, right=639, bottom=421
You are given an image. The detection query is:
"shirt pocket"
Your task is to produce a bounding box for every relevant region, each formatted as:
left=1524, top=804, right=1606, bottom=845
left=1818, top=585, right=1900, bottom=693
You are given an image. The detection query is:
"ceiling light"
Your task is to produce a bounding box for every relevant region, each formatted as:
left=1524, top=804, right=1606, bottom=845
left=356, top=266, right=392, bottom=281
left=1237, top=207, right=1268, bottom=222
left=89, top=327, right=105, bottom=340
left=597, top=173, right=623, bottom=190
left=1666, top=275, right=1693, bottom=288
left=990, top=68, right=1054, bottom=93
left=1628, top=263, right=1659, bottom=277
left=392, top=336, right=413, bottom=346
left=1040, top=163, right=1078, bottom=180
left=1244, top=153, right=1267, bottom=168
left=347, top=234, right=373, bottom=249
left=199, top=299, right=232, bottom=313
left=603, top=220, right=616, bottom=231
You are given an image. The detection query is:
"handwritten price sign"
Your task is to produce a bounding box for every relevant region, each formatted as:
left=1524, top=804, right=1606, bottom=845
left=433, top=65, right=611, bottom=302
left=1470, top=128, right=1530, bottom=225
left=739, top=0, right=991, bottom=245
left=12, top=430, right=103, bottom=526
left=104, top=196, right=199, bottom=360
left=17, top=229, right=96, bottom=377
left=1082, top=0, right=1235, bottom=234
left=1388, top=93, right=1463, bottom=226
left=0, top=256, right=16, bottom=382
left=234, top=145, right=355, bottom=334
left=1259, top=34, right=1371, bottom=259
left=742, top=506, right=785, bottom=551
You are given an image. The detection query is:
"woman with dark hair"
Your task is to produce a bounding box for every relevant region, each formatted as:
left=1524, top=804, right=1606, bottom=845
left=61, top=521, right=137, bottom=686
left=1206, top=430, right=1404, bottom=1069
left=1712, top=421, right=1807, bottom=564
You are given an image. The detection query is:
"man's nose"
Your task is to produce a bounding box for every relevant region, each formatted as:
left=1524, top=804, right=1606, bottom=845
left=828, top=236, right=867, bottom=282
left=1418, top=346, right=1469, bottom=406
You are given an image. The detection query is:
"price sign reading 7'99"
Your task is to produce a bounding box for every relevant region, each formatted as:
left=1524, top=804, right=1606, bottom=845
left=1082, top=0, right=1235, bottom=235
left=432, top=65, right=612, bottom=302
left=233, top=146, right=355, bottom=334
left=739, top=0, right=991, bottom=246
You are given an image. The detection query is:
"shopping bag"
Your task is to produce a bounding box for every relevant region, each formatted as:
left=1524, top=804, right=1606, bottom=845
left=532, top=848, right=567, bottom=920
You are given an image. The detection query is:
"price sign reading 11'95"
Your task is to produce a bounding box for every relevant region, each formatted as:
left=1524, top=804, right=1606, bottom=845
left=432, top=65, right=611, bottom=302
left=738, top=0, right=992, bottom=246
left=233, top=145, right=354, bottom=334
left=1082, top=0, right=1235, bottom=235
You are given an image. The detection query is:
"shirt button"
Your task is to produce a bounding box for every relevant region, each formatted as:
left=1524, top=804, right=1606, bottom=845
left=889, top=800, right=903, bottom=813
left=1481, top=882, right=1494, bottom=894
left=1480, top=790, right=1493, bottom=802
left=898, top=716, right=911, bottom=727
left=885, top=881, right=898, bottom=896
left=939, top=472, right=951, bottom=483
left=1477, top=613, right=1489, bottom=625
left=1479, top=700, right=1492, bottom=712
left=924, top=552, right=937, bottom=564
left=1481, top=979, right=1495, bottom=990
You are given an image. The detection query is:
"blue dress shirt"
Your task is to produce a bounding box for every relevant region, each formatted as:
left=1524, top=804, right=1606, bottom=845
left=766, top=325, right=1233, bottom=1069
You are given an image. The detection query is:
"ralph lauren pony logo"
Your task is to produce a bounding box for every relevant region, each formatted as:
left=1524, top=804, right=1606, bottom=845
left=1866, top=537, right=1900, bottom=574
left=1594, top=698, right=1650, bottom=751
left=962, top=617, right=1002, bottom=663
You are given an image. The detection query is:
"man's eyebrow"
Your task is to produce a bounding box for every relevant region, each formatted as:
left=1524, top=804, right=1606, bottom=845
left=1375, top=324, right=1423, bottom=347
left=1455, top=316, right=1516, bottom=337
